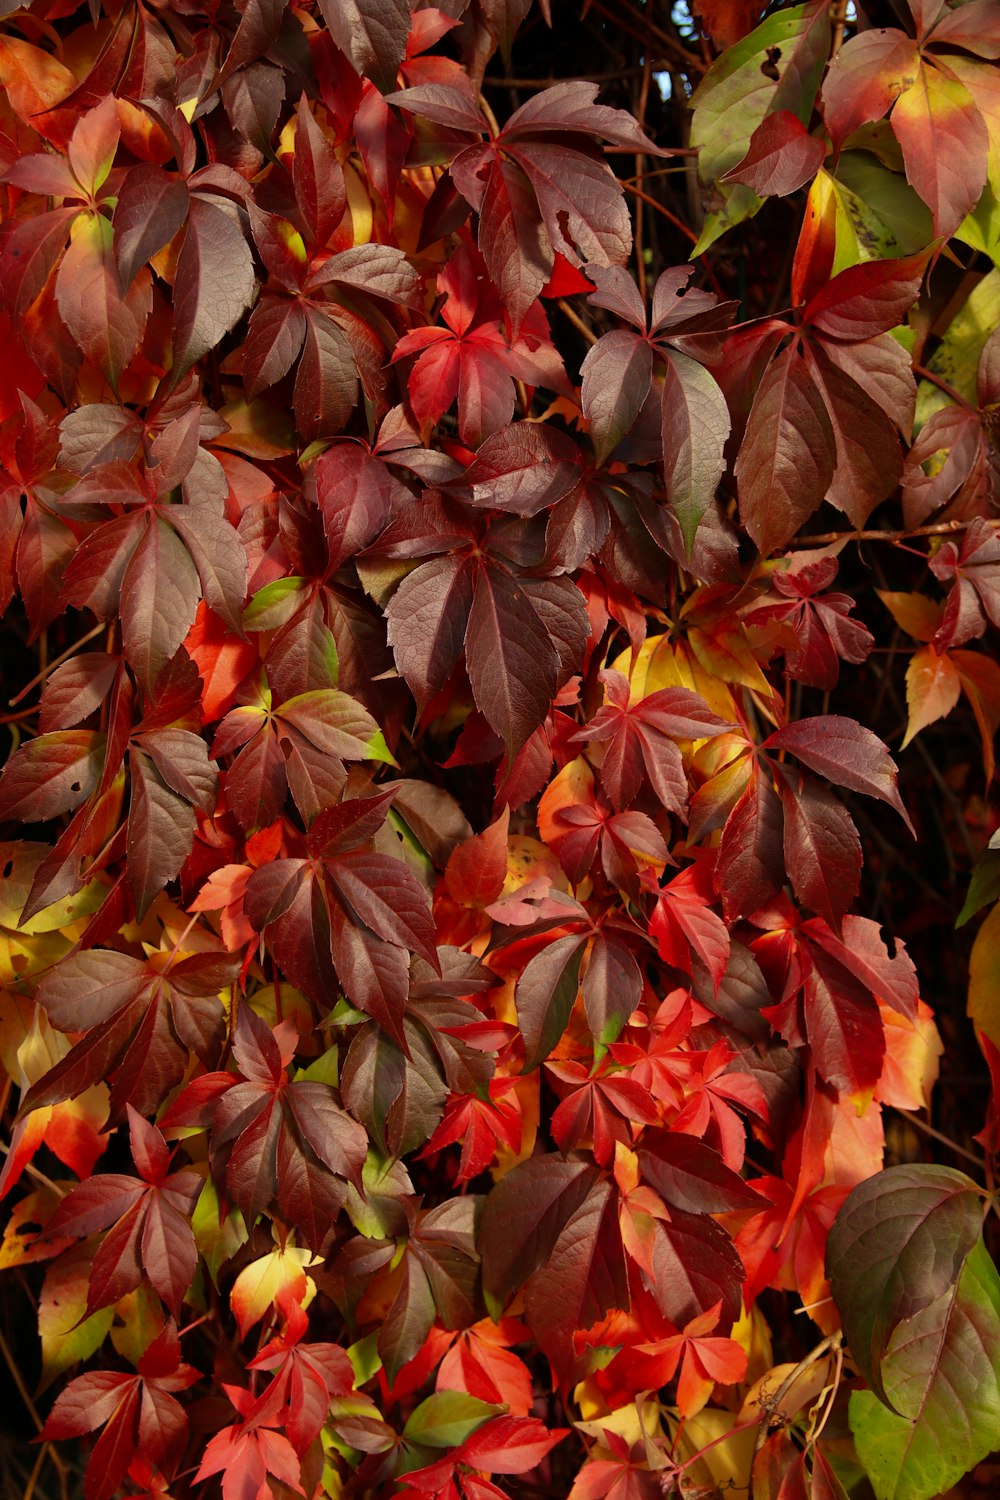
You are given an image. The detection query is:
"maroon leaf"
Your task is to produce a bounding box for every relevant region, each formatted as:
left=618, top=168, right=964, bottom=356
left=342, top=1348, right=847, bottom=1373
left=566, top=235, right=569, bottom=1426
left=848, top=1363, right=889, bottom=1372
left=171, top=195, right=255, bottom=378
left=639, top=1133, right=762, bottom=1214
left=114, top=166, right=190, bottom=292
left=735, top=347, right=836, bottom=555
left=723, top=110, right=825, bottom=196
left=515, top=933, right=588, bottom=1070
left=55, top=214, right=150, bottom=389
left=462, top=422, right=579, bottom=517
left=763, top=715, right=914, bottom=832
left=804, top=343, right=902, bottom=528
left=121, top=516, right=201, bottom=693
left=716, top=770, right=785, bottom=921
left=523, top=1173, right=628, bottom=1382
left=0, top=730, right=104, bottom=821
left=385, top=554, right=475, bottom=710
left=803, top=253, right=928, bottom=341
left=660, top=350, right=731, bottom=555
left=892, top=62, right=988, bottom=236
left=775, top=765, right=861, bottom=930
left=580, top=329, right=652, bottom=466
left=467, top=560, right=582, bottom=756
left=316, top=0, right=409, bottom=91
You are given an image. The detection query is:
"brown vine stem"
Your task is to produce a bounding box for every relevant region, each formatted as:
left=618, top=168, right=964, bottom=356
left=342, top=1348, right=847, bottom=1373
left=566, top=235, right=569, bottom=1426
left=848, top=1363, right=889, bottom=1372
left=485, top=68, right=650, bottom=86
left=751, top=1331, right=842, bottom=1460
left=477, top=92, right=501, bottom=138
left=830, top=0, right=849, bottom=57
left=799, top=517, right=1000, bottom=546
left=585, top=0, right=699, bottom=70
left=557, top=298, right=599, bottom=345
left=634, top=55, right=651, bottom=304
left=806, top=1337, right=844, bottom=1450
left=8, top=619, right=106, bottom=707
left=894, top=1108, right=986, bottom=1171
left=0, top=1325, right=69, bottom=1490
left=622, top=180, right=699, bottom=245
left=914, top=363, right=975, bottom=411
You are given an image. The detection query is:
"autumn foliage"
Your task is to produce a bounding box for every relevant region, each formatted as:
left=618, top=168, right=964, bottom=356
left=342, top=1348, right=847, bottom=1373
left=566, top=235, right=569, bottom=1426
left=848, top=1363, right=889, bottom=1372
left=1, top=0, right=1000, bottom=1495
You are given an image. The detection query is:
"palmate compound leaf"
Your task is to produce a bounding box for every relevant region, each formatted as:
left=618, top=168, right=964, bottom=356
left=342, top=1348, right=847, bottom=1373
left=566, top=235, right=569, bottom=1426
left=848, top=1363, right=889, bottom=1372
left=848, top=1235, right=1000, bottom=1500
left=43, top=1108, right=201, bottom=1318
left=379, top=509, right=588, bottom=757
left=23, top=949, right=237, bottom=1120
left=38, top=1320, right=199, bottom=1500
left=160, top=1006, right=367, bottom=1251
left=244, top=795, right=439, bottom=1048
left=395, top=81, right=669, bottom=335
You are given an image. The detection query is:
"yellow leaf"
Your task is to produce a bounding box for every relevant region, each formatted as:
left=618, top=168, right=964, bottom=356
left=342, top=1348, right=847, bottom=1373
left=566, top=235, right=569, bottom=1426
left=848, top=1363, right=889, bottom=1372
left=877, top=590, right=942, bottom=642
left=969, top=899, right=1000, bottom=1046
left=230, top=1238, right=319, bottom=1339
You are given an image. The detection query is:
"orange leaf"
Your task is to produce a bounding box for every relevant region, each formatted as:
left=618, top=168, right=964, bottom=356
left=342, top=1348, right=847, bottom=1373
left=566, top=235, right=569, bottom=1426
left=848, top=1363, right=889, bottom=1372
left=902, top=643, right=961, bottom=746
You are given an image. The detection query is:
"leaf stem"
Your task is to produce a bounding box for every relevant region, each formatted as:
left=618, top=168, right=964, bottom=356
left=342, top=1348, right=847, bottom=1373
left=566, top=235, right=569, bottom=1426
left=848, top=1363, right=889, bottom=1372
left=557, top=299, right=599, bottom=345
left=752, top=1332, right=841, bottom=1458
left=893, top=1108, right=986, bottom=1171
left=913, top=364, right=975, bottom=411
left=8, top=620, right=106, bottom=707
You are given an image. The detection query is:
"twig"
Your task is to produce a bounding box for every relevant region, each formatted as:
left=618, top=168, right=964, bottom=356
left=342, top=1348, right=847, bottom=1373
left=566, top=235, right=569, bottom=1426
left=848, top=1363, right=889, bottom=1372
left=893, top=1108, right=986, bottom=1171
left=585, top=0, right=701, bottom=70
left=622, top=180, right=699, bottom=245
left=485, top=68, right=649, bottom=85
left=8, top=620, right=106, bottom=707
left=914, top=363, right=974, bottom=411
left=806, top=1338, right=844, bottom=1449
left=0, top=1325, right=69, bottom=1497
left=557, top=298, right=599, bottom=345
left=20, top=1446, right=45, bottom=1500
left=830, top=0, right=849, bottom=56
left=634, top=56, right=651, bottom=304
left=752, top=1332, right=841, bottom=1458
left=799, top=517, right=999, bottom=546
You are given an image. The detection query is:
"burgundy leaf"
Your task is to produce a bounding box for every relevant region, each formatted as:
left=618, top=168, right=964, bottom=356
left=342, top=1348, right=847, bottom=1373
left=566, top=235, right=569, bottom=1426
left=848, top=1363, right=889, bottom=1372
left=763, top=715, right=914, bottom=831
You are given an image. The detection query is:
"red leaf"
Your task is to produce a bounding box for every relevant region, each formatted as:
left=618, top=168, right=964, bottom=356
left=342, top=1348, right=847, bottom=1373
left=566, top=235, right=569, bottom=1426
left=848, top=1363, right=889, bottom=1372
left=775, top=766, right=861, bottom=930
left=803, top=253, right=927, bottom=341
left=315, top=0, right=409, bottom=91
left=723, top=110, right=825, bottom=197
left=580, top=330, right=652, bottom=466
left=459, top=1415, right=568, bottom=1473
left=891, top=61, right=989, bottom=235
left=445, top=808, right=510, bottom=907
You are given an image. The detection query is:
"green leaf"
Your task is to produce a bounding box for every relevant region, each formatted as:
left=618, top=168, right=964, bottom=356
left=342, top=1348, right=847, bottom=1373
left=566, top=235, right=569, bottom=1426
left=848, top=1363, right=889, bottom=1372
left=192, top=1177, right=249, bottom=1285
left=243, top=576, right=309, bottom=632
left=689, top=0, right=830, bottom=251
left=957, top=850, right=1000, bottom=927
left=849, top=1238, right=1000, bottom=1500
left=832, top=156, right=935, bottom=265
left=915, top=268, right=1000, bottom=426
left=402, top=1391, right=504, bottom=1449
left=826, top=1163, right=985, bottom=1402
left=39, top=1245, right=115, bottom=1391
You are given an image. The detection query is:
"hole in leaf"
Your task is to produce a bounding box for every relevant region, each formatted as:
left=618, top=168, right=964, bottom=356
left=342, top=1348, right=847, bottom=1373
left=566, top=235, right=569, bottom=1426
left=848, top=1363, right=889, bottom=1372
left=2, top=860, right=11, bottom=878
left=761, top=46, right=781, bottom=80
